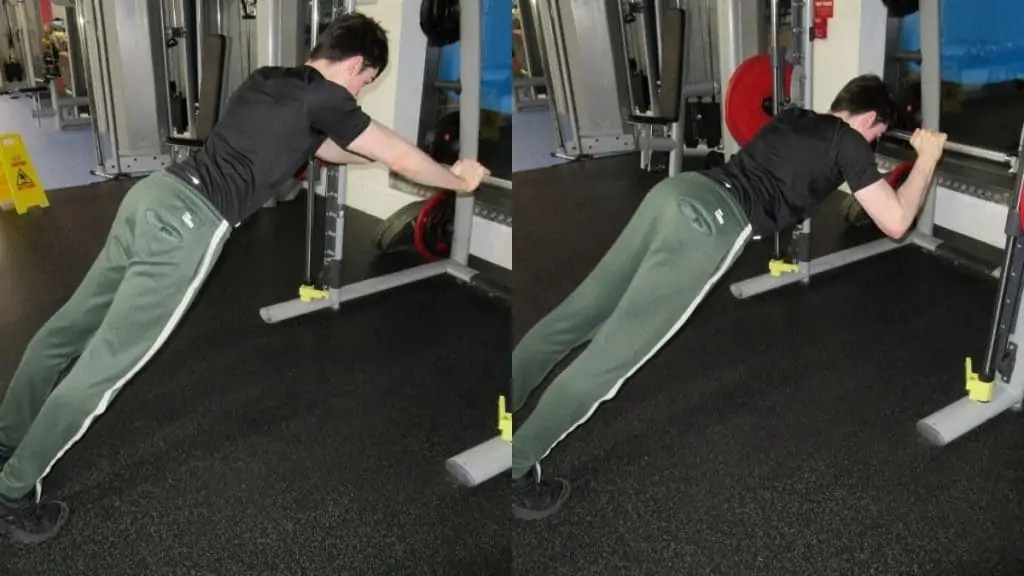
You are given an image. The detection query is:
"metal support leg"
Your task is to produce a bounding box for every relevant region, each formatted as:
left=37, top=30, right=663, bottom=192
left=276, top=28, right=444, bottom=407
left=442, top=0, right=508, bottom=488
left=917, top=243, right=1024, bottom=445
left=916, top=124, right=1024, bottom=446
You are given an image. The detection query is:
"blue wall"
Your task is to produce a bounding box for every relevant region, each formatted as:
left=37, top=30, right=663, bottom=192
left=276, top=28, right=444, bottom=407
left=437, top=0, right=513, bottom=114
left=898, top=0, right=1024, bottom=84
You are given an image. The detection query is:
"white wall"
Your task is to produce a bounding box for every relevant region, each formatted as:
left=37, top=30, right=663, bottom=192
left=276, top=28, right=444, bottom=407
left=815, top=0, right=1007, bottom=249
left=348, top=0, right=512, bottom=269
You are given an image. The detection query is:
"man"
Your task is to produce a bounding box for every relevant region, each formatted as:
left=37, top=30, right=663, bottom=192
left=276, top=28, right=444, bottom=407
left=510, top=74, right=947, bottom=520
left=0, top=13, right=490, bottom=544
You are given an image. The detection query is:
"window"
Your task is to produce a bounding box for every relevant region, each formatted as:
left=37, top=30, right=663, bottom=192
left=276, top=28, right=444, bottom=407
left=883, top=0, right=1024, bottom=154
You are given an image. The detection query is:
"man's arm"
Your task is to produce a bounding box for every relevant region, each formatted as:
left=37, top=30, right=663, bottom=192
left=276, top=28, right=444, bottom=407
left=315, top=138, right=373, bottom=165
left=853, top=159, right=937, bottom=239
left=345, top=121, right=473, bottom=193
left=853, top=129, right=945, bottom=239
left=309, top=88, right=473, bottom=193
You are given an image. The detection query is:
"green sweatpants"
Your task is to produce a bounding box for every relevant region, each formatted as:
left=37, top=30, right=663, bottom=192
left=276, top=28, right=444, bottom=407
left=511, top=172, right=752, bottom=478
left=0, top=170, right=230, bottom=500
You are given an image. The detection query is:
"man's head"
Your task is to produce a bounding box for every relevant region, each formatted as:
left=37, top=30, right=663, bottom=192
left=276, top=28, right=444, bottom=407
left=307, top=13, right=389, bottom=97
left=828, top=74, right=900, bottom=143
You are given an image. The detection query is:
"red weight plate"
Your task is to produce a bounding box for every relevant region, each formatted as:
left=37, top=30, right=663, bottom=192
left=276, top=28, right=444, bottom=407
left=724, top=53, right=794, bottom=146
left=886, top=160, right=915, bottom=187
left=414, top=191, right=453, bottom=262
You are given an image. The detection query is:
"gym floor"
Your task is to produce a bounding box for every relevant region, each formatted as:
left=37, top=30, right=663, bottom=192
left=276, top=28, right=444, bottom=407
left=0, top=183, right=508, bottom=575
left=512, top=154, right=1024, bottom=576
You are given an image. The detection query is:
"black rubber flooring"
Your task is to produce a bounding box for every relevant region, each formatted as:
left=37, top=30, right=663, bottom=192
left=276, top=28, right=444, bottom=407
left=511, top=154, right=1024, bottom=576
left=0, top=181, right=508, bottom=575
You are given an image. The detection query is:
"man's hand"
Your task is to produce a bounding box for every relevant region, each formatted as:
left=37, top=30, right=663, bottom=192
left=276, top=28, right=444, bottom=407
left=910, top=128, right=948, bottom=164
left=449, top=159, right=491, bottom=194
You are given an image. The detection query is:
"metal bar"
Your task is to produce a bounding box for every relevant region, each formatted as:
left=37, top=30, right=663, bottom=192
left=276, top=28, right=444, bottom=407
left=450, top=0, right=481, bottom=266
left=793, top=0, right=814, bottom=277
left=639, top=0, right=660, bottom=116
left=439, top=164, right=511, bottom=190
left=769, top=0, right=782, bottom=259
left=195, top=0, right=204, bottom=90
left=529, top=0, right=569, bottom=156
left=446, top=435, right=510, bottom=487
left=885, top=130, right=1016, bottom=167
left=916, top=0, right=941, bottom=235
left=730, top=237, right=904, bottom=299
left=981, top=126, right=1024, bottom=380
left=303, top=0, right=322, bottom=285
left=917, top=382, right=1024, bottom=446
left=94, top=0, right=122, bottom=175
left=157, top=0, right=179, bottom=138
left=325, top=0, right=358, bottom=290
left=483, top=176, right=512, bottom=190
left=546, top=0, right=582, bottom=156
left=214, top=0, right=224, bottom=33
left=769, top=0, right=782, bottom=114
left=653, top=0, right=664, bottom=75
left=615, top=0, right=639, bottom=115
left=259, top=261, right=451, bottom=324
left=176, top=0, right=197, bottom=137
left=436, top=76, right=546, bottom=91
left=446, top=261, right=478, bottom=282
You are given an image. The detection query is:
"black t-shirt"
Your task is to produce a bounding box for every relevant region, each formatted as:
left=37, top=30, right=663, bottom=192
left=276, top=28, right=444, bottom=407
left=702, top=108, right=883, bottom=235
left=170, top=65, right=372, bottom=225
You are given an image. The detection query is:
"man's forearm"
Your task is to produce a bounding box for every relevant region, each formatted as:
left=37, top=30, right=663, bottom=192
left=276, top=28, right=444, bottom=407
left=895, top=157, right=938, bottom=230
left=336, top=149, right=372, bottom=164
left=393, top=148, right=469, bottom=193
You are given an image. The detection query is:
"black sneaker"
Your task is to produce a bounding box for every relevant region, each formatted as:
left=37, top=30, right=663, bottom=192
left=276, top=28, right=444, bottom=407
left=0, top=491, right=69, bottom=544
left=512, top=465, right=570, bottom=521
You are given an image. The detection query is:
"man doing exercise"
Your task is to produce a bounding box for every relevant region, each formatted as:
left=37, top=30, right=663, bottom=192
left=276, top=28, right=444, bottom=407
left=511, top=74, right=947, bottom=520
left=0, top=13, right=490, bottom=544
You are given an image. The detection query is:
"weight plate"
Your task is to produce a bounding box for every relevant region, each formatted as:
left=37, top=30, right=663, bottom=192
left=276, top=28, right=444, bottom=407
left=413, top=192, right=455, bottom=261
left=724, top=54, right=794, bottom=146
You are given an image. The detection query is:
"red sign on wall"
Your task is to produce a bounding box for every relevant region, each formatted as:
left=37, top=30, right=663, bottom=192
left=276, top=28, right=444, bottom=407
left=813, top=17, right=829, bottom=39
left=814, top=0, right=834, bottom=19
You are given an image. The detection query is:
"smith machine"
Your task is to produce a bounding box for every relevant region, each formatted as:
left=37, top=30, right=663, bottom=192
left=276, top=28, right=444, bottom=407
left=257, top=0, right=504, bottom=325
left=717, top=0, right=1024, bottom=446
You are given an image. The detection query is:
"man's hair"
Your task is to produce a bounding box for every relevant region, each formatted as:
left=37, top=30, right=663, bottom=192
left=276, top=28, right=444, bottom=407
left=310, top=13, right=389, bottom=76
left=829, top=74, right=900, bottom=126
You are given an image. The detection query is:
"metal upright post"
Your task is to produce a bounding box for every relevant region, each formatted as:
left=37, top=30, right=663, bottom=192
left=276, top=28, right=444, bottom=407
left=914, top=0, right=941, bottom=238
left=916, top=123, right=1024, bottom=446
left=792, top=0, right=813, bottom=279
left=326, top=0, right=357, bottom=292
left=448, top=0, right=480, bottom=270
left=95, top=0, right=122, bottom=176
left=768, top=0, right=783, bottom=259
left=303, top=0, right=322, bottom=287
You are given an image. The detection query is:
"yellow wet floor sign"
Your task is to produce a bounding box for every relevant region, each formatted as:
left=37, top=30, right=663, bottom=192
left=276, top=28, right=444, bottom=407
left=0, top=133, right=49, bottom=214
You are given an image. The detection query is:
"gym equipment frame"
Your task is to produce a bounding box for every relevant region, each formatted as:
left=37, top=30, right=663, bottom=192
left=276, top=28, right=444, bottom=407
left=917, top=125, right=1024, bottom=446
left=727, top=0, right=1016, bottom=300
left=258, top=0, right=494, bottom=325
